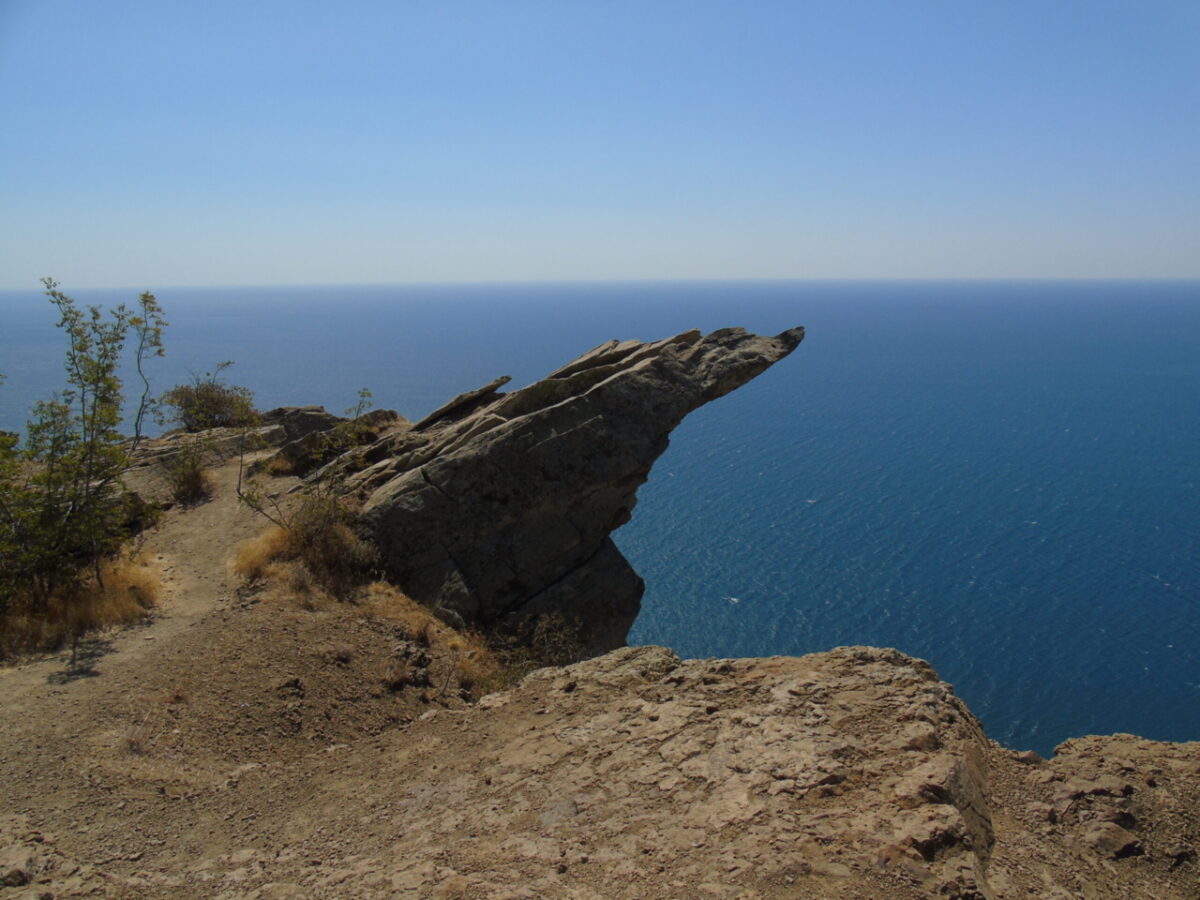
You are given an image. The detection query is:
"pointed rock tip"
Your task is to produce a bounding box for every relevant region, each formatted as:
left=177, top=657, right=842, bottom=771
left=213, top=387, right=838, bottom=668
left=778, top=325, right=805, bottom=346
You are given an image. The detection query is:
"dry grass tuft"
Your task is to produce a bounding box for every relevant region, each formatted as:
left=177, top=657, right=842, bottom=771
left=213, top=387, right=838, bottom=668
left=264, top=455, right=295, bottom=476
left=450, top=631, right=504, bottom=697
left=361, top=582, right=441, bottom=641
left=0, top=553, right=162, bottom=658
left=125, top=706, right=158, bottom=755
left=382, top=659, right=413, bottom=692
left=286, top=561, right=315, bottom=596
left=478, top=613, right=585, bottom=693
left=231, top=526, right=291, bottom=582
left=359, top=582, right=503, bottom=698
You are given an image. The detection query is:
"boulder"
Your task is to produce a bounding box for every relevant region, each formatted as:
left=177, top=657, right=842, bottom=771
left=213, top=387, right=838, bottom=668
left=352, top=326, right=804, bottom=655
left=260, top=406, right=345, bottom=442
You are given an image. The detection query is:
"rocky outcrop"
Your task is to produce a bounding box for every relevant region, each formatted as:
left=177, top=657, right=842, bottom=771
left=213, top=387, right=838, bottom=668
left=347, top=326, right=805, bottom=654
left=64, top=641, right=1182, bottom=900
left=120, top=422, right=287, bottom=510
left=366, top=647, right=1195, bottom=900
left=262, top=408, right=407, bottom=477
left=259, top=405, right=345, bottom=442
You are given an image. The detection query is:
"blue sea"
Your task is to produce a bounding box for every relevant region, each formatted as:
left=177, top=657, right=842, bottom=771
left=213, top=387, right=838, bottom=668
left=2, top=280, right=1198, bottom=756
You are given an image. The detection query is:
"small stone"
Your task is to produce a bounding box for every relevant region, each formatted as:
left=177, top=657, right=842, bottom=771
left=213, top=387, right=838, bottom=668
left=0, top=848, right=33, bottom=888
left=1080, top=821, right=1143, bottom=859
left=1026, top=801, right=1056, bottom=823
left=1168, top=844, right=1195, bottom=867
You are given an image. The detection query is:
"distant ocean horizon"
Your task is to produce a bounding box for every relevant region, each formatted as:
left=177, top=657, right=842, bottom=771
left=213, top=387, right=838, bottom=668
left=2, top=279, right=1198, bottom=756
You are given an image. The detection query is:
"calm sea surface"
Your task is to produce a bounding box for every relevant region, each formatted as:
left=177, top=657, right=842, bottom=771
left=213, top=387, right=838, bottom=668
left=2, top=280, right=1197, bottom=755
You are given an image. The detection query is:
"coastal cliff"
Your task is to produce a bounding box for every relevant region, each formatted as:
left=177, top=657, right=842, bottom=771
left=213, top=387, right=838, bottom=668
left=0, top=328, right=1196, bottom=899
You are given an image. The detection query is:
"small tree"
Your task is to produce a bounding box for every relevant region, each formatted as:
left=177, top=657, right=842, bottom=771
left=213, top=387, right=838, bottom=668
left=0, top=279, right=166, bottom=615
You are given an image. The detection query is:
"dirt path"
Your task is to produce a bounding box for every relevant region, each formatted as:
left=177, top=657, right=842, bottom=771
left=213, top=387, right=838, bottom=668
left=0, top=454, right=276, bottom=699
left=0, top=450, right=456, bottom=898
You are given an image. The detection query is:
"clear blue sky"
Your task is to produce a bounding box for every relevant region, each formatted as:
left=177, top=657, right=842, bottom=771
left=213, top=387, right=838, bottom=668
left=1, top=0, right=1197, bottom=288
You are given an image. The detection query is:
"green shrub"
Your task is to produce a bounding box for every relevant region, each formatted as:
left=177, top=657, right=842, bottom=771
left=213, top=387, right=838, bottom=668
left=160, top=361, right=256, bottom=432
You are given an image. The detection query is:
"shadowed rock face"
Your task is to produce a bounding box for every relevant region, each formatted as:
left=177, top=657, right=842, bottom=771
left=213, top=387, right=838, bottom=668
left=352, top=326, right=804, bottom=655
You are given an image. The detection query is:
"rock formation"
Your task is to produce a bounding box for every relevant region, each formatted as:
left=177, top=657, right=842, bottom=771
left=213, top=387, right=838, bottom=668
left=345, top=326, right=805, bottom=654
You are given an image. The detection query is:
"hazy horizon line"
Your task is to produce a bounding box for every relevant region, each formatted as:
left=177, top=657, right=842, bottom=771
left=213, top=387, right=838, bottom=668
left=3, top=275, right=1200, bottom=295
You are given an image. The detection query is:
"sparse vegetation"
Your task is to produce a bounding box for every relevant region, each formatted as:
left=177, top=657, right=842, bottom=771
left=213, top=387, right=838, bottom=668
left=263, top=454, right=297, bottom=476
left=290, top=495, right=378, bottom=593
left=361, top=582, right=443, bottom=644
left=231, top=496, right=376, bottom=598
left=124, top=704, right=157, bottom=755
left=235, top=388, right=380, bottom=598
left=231, top=525, right=292, bottom=583
left=382, top=658, right=415, bottom=692
left=361, top=582, right=500, bottom=698
left=480, top=613, right=580, bottom=687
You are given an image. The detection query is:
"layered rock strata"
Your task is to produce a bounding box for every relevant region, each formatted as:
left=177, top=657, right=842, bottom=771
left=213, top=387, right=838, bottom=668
left=346, top=327, right=805, bottom=653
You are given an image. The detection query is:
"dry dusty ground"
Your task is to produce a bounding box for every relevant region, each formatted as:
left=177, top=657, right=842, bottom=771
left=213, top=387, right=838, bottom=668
left=1, top=457, right=1198, bottom=899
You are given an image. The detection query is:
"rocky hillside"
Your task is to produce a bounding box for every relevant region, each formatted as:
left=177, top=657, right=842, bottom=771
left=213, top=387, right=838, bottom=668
left=1, top=328, right=1197, bottom=899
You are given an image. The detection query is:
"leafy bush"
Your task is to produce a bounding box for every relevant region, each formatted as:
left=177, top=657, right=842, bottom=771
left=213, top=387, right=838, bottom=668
left=287, top=494, right=378, bottom=593
left=160, top=361, right=256, bottom=432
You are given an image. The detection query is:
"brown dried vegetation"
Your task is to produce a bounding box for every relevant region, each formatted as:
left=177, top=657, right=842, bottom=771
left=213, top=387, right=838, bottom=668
left=0, top=553, right=161, bottom=658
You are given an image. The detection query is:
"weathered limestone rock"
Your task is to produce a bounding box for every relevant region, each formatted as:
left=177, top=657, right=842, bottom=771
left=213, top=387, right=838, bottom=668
left=352, top=326, right=805, bottom=653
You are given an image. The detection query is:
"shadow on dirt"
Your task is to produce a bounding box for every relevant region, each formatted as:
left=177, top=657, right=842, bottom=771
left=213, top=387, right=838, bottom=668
left=46, top=634, right=119, bottom=684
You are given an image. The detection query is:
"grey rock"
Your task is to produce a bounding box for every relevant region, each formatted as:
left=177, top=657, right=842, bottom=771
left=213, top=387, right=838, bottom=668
left=260, top=406, right=345, bottom=441
left=265, top=409, right=407, bottom=477
left=413, top=376, right=512, bottom=430
left=127, top=424, right=286, bottom=471
left=352, top=326, right=804, bottom=657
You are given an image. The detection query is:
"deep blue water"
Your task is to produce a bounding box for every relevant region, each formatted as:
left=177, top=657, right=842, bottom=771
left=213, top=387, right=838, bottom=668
left=2, top=280, right=1198, bottom=756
